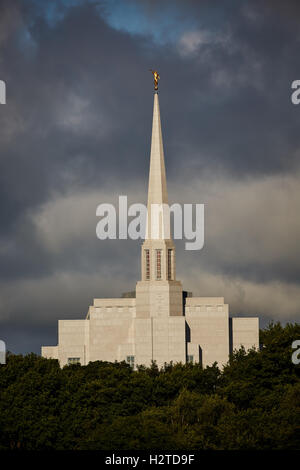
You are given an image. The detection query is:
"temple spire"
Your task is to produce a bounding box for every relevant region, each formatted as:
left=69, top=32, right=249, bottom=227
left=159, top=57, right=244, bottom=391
left=136, top=83, right=182, bottom=318
left=146, top=93, right=170, bottom=239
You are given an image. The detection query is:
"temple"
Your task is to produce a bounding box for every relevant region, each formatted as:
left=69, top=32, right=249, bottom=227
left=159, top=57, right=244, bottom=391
left=42, top=90, right=259, bottom=368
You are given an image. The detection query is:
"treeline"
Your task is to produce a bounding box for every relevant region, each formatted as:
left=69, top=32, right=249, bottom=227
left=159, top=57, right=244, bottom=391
left=0, top=322, right=299, bottom=450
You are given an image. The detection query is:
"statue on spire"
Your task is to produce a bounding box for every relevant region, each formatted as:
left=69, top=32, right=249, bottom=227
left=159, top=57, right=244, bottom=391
left=150, top=69, right=160, bottom=91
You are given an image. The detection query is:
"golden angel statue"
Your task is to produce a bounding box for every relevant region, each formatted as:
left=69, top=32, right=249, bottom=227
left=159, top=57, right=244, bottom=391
left=150, top=69, right=160, bottom=91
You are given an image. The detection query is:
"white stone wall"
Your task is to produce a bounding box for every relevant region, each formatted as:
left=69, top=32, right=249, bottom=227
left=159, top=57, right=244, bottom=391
left=185, top=297, right=230, bottom=368
left=231, top=317, right=259, bottom=352
left=134, top=316, right=186, bottom=368
left=41, top=296, right=259, bottom=370
left=153, top=316, right=186, bottom=367
left=136, top=280, right=183, bottom=318
left=58, top=319, right=89, bottom=366
left=135, top=318, right=152, bottom=366
left=88, top=298, right=136, bottom=363
left=41, top=346, right=58, bottom=360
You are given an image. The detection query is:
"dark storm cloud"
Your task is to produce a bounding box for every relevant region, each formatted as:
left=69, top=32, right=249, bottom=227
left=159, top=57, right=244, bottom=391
left=0, top=0, right=299, bottom=353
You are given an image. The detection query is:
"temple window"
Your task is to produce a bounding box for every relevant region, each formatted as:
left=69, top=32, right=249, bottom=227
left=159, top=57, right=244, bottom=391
left=68, top=357, right=80, bottom=365
left=145, top=249, right=150, bottom=280
left=167, top=249, right=173, bottom=280
left=156, top=250, right=162, bottom=279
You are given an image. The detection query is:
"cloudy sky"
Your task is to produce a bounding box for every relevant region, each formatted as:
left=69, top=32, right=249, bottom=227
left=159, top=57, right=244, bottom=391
left=0, top=0, right=299, bottom=354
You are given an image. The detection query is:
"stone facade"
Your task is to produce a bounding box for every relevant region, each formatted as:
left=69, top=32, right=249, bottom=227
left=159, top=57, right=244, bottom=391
left=42, top=92, right=259, bottom=368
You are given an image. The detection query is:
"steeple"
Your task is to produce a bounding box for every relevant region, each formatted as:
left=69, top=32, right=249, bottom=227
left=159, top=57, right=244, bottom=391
left=146, top=93, right=170, bottom=240
left=135, top=85, right=183, bottom=320
left=147, top=94, right=168, bottom=207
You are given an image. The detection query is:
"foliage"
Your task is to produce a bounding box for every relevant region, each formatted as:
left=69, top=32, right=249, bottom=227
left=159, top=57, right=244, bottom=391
left=0, top=322, right=299, bottom=450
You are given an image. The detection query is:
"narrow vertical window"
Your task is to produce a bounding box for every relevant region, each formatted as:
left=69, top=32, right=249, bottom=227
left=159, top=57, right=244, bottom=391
left=156, top=250, right=162, bottom=279
left=126, top=356, right=135, bottom=368
left=145, top=249, right=150, bottom=280
left=168, top=249, right=172, bottom=280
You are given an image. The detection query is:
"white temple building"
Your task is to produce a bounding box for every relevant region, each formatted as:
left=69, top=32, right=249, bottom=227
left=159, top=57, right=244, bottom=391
left=42, top=90, right=259, bottom=368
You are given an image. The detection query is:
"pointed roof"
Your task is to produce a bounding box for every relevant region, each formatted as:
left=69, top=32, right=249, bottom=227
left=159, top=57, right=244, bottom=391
left=147, top=93, right=168, bottom=207
left=146, top=93, right=170, bottom=240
